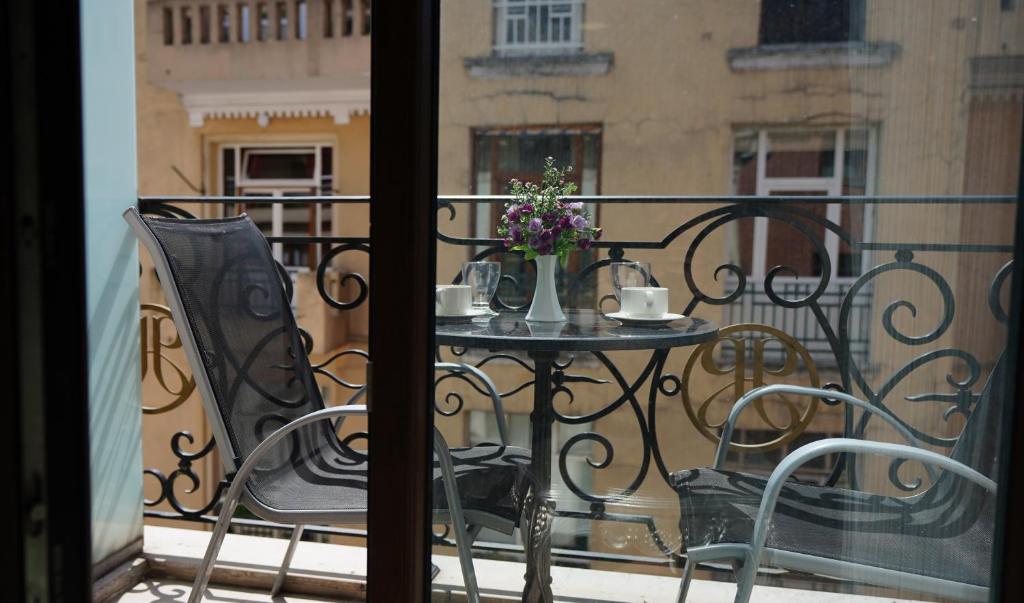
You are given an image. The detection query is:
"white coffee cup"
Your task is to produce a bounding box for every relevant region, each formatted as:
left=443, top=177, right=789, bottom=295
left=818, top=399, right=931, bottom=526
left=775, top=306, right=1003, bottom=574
left=436, top=285, right=472, bottom=315
left=620, top=287, right=669, bottom=317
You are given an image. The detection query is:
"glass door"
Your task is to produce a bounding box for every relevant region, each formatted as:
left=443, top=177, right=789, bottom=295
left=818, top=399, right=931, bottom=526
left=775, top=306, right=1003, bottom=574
left=430, top=1, right=1024, bottom=602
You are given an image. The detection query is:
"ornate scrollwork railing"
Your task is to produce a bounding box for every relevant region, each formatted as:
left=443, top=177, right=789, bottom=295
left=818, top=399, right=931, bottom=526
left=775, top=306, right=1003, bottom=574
left=137, top=194, right=1015, bottom=569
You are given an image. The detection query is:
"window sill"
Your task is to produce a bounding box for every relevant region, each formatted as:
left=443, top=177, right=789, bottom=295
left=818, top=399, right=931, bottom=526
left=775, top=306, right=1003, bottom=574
left=464, top=52, right=614, bottom=79
left=727, top=42, right=899, bottom=71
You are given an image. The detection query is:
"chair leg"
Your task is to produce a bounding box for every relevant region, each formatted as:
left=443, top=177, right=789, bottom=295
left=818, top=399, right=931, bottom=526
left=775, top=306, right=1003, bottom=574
left=270, top=524, right=305, bottom=597
left=187, top=496, right=240, bottom=603
left=676, top=558, right=694, bottom=602
left=733, top=552, right=756, bottom=603
left=434, top=436, right=481, bottom=603
left=449, top=518, right=481, bottom=603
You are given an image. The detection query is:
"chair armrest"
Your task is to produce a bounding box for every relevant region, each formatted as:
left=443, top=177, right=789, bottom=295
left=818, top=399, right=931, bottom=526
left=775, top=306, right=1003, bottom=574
left=234, top=398, right=368, bottom=487
left=330, top=385, right=368, bottom=432
left=714, top=384, right=925, bottom=471
left=436, top=362, right=509, bottom=446
left=738, top=438, right=996, bottom=590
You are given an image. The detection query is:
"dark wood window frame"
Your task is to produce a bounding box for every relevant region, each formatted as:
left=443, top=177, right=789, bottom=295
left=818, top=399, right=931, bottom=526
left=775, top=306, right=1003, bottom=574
left=367, top=0, right=439, bottom=601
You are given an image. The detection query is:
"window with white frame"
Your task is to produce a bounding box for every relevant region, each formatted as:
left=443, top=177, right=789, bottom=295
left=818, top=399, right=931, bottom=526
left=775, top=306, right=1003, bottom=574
left=727, top=128, right=876, bottom=366
left=493, top=0, right=584, bottom=55
left=219, top=144, right=334, bottom=272
left=731, top=128, right=876, bottom=281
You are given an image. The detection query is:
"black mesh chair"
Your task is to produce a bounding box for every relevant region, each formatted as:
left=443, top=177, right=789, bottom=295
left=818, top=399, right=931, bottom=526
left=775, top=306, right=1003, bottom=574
left=125, top=208, right=530, bottom=603
left=670, top=357, right=1005, bottom=603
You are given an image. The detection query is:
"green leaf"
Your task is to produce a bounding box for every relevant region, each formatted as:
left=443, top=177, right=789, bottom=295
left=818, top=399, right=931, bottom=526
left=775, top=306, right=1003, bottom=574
left=525, top=249, right=539, bottom=261
left=559, top=251, right=570, bottom=269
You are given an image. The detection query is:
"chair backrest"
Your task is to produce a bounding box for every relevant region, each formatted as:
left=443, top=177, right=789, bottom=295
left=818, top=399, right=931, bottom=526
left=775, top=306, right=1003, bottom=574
left=127, top=210, right=327, bottom=472
left=949, top=354, right=1007, bottom=480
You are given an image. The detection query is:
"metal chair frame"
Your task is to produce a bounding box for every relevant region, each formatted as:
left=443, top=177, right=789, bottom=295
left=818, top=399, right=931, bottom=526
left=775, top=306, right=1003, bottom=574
left=677, top=384, right=997, bottom=603
left=126, top=208, right=521, bottom=603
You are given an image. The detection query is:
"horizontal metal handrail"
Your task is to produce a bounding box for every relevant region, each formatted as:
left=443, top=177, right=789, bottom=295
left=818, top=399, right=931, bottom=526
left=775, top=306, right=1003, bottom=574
left=139, top=194, right=1016, bottom=205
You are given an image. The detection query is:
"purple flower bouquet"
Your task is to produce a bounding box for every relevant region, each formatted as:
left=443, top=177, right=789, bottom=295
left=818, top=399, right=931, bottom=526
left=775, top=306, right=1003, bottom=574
left=497, top=157, right=602, bottom=268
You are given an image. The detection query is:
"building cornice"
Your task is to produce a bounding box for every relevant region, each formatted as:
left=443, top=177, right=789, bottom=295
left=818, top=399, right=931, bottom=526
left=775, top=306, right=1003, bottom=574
left=157, top=79, right=371, bottom=127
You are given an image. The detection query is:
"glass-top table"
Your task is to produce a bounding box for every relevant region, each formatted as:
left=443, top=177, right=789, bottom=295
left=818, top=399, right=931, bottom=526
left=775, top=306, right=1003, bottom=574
left=435, top=309, right=718, bottom=352
left=436, top=309, right=719, bottom=602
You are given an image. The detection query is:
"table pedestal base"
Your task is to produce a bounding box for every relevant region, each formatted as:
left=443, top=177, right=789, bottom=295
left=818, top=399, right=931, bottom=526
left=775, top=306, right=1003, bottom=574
left=522, top=351, right=557, bottom=603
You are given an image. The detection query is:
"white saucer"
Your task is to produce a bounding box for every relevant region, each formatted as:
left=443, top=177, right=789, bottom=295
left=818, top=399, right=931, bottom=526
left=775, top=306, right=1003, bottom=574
left=436, top=308, right=492, bottom=323
left=607, top=311, right=687, bottom=327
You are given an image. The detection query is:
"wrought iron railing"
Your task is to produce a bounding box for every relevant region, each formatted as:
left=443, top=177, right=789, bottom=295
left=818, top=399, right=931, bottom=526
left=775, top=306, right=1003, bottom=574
left=137, top=194, right=1015, bottom=575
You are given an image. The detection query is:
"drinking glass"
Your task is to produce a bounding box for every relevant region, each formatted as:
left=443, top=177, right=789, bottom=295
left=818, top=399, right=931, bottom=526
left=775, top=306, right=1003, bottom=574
left=461, top=261, right=501, bottom=311
left=611, top=261, right=651, bottom=302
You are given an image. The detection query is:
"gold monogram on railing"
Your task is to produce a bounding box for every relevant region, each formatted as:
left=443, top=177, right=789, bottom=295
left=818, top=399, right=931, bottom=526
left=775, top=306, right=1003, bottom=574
left=140, top=303, right=196, bottom=414
left=682, top=323, right=821, bottom=453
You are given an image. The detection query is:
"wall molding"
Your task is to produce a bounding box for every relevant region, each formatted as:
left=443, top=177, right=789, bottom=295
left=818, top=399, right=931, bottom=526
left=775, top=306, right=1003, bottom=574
left=159, top=80, right=371, bottom=127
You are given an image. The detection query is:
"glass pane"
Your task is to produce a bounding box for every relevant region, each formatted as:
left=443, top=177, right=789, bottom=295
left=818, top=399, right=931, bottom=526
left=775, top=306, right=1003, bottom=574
left=242, top=149, right=316, bottom=179
left=765, top=130, right=836, bottom=178
left=759, top=0, right=865, bottom=44
left=437, top=2, right=1022, bottom=601
left=764, top=194, right=829, bottom=277
left=135, top=0, right=373, bottom=585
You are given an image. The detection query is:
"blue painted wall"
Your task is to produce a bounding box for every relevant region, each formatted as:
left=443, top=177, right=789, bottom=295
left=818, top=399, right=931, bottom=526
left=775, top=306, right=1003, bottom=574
left=80, top=0, right=144, bottom=563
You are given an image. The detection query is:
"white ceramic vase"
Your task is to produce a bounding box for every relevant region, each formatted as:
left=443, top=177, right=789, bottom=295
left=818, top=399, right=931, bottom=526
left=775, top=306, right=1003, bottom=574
left=526, top=254, right=567, bottom=322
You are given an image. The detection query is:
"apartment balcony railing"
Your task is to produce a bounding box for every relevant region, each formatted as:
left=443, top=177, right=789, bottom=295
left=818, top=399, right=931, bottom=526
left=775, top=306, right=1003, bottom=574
left=146, top=0, right=370, bottom=85
left=136, top=194, right=1015, bottom=590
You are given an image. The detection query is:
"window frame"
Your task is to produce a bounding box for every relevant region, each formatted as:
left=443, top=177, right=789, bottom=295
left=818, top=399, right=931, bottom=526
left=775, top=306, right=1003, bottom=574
left=218, top=142, right=333, bottom=270
left=734, top=127, right=878, bottom=285
left=493, top=0, right=585, bottom=55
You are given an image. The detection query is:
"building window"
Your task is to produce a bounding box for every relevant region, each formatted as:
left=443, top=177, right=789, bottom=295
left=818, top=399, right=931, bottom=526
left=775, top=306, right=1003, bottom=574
left=295, top=0, right=307, bottom=39
left=162, top=7, right=174, bottom=45
left=759, top=0, right=865, bottom=45
left=467, top=411, right=592, bottom=550
left=180, top=6, right=193, bottom=45
left=494, top=0, right=583, bottom=54
left=472, top=126, right=601, bottom=309
left=257, top=3, right=270, bottom=41
left=237, top=3, right=251, bottom=42
left=732, top=128, right=874, bottom=280
left=219, top=144, right=334, bottom=272
left=218, top=5, right=231, bottom=42
left=728, top=128, right=875, bottom=367
left=723, top=429, right=843, bottom=485
left=199, top=6, right=211, bottom=44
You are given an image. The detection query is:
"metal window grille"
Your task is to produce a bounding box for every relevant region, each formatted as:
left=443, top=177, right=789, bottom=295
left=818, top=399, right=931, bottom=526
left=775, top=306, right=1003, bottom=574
left=494, top=0, right=583, bottom=54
